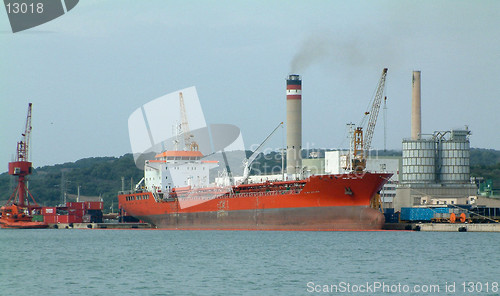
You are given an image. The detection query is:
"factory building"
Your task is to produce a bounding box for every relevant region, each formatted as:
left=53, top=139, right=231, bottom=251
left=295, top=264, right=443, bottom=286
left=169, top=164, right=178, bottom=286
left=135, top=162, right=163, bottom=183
left=302, top=155, right=325, bottom=176
left=394, top=71, right=477, bottom=211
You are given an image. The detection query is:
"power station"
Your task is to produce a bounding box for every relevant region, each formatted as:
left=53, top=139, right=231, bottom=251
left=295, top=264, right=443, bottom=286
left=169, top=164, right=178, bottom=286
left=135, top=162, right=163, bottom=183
left=297, top=69, right=493, bottom=213
left=395, top=71, right=477, bottom=210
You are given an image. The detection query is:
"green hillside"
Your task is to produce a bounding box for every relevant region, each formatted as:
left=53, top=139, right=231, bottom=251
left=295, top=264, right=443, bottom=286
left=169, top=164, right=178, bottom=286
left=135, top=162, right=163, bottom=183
left=0, top=154, right=143, bottom=211
left=1, top=148, right=499, bottom=211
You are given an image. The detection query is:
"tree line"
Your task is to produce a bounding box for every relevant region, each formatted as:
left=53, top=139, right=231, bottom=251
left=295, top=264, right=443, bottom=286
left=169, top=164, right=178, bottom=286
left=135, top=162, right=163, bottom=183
left=0, top=148, right=499, bottom=211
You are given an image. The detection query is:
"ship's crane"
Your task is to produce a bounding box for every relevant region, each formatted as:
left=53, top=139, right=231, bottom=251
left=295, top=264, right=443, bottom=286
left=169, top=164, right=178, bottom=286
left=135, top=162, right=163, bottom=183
left=241, top=122, right=283, bottom=184
left=7, top=103, right=38, bottom=209
left=351, top=68, right=388, bottom=171
left=179, top=92, right=199, bottom=151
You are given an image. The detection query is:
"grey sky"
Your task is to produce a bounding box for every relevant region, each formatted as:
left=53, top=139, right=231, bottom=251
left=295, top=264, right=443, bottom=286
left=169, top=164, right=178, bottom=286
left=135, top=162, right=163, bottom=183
left=1, top=0, right=499, bottom=169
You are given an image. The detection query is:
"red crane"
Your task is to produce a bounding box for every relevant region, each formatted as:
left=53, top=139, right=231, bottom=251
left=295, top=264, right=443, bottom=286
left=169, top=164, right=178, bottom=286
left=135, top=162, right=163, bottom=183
left=0, top=103, right=48, bottom=228
left=7, top=103, right=35, bottom=208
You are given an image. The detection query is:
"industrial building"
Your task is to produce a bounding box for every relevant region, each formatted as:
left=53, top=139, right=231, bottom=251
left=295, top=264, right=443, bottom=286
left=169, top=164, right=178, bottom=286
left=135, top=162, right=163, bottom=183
left=250, top=70, right=489, bottom=213
left=394, top=71, right=477, bottom=211
left=249, top=69, right=500, bottom=223
left=299, top=70, right=500, bottom=217
left=302, top=156, right=325, bottom=176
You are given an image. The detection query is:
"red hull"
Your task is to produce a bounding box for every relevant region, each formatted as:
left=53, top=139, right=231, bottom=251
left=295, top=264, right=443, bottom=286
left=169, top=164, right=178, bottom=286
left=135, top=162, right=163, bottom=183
left=0, top=204, right=48, bottom=229
left=118, top=172, right=391, bottom=230
left=0, top=220, right=48, bottom=229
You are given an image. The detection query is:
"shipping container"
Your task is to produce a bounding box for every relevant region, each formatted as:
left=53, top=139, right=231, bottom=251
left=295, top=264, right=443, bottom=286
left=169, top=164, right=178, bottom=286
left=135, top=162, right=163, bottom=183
left=400, top=207, right=434, bottom=221
left=82, top=214, right=91, bottom=223
left=68, top=215, right=83, bottom=223
left=44, top=215, right=57, bottom=223
left=32, top=215, right=44, bottom=222
left=87, top=209, right=103, bottom=223
left=68, top=209, right=85, bottom=217
left=384, top=208, right=395, bottom=214
left=66, top=202, right=85, bottom=209
left=85, top=201, right=103, bottom=210
left=384, top=212, right=399, bottom=223
left=430, top=207, right=449, bottom=214
left=56, top=215, right=83, bottom=224
left=57, top=215, right=69, bottom=224
left=42, top=207, right=56, bottom=216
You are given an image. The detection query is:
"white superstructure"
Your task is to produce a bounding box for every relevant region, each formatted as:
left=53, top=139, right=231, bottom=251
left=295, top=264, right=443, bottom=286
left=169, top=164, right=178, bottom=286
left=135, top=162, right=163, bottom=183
left=143, top=150, right=218, bottom=193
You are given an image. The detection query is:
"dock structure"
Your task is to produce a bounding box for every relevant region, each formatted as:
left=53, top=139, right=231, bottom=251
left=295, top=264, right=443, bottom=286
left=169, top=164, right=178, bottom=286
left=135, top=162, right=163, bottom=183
left=48, top=222, right=153, bottom=229
left=383, top=222, right=500, bottom=232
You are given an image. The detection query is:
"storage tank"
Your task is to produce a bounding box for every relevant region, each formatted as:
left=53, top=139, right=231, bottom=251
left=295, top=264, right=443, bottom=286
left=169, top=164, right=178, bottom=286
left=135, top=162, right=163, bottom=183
left=401, top=139, right=436, bottom=183
left=438, top=129, right=471, bottom=183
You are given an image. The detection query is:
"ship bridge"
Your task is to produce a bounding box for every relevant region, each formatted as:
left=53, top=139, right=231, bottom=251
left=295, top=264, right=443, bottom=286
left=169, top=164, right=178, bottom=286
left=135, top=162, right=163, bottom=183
left=155, top=150, right=204, bottom=162
left=144, top=150, right=218, bottom=193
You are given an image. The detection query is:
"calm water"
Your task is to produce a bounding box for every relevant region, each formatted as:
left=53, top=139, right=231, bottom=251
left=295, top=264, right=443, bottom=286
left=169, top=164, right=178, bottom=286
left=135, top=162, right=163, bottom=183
left=0, top=229, right=499, bottom=295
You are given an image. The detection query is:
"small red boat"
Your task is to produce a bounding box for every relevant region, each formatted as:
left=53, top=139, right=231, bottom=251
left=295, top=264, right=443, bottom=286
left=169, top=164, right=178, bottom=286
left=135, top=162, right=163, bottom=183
left=0, top=204, right=48, bottom=229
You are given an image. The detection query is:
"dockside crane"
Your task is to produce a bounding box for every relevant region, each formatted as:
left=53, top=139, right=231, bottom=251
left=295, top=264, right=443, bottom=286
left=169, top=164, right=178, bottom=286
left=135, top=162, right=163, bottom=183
left=6, top=103, right=39, bottom=210
left=351, top=68, right=388, bottom=171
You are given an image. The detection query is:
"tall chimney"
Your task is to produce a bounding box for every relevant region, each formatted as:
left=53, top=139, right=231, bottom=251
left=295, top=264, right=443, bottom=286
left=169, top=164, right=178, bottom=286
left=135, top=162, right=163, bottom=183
left=411, top=71, right=421, bottom=140
left=286, top=74, right=302, bottom=175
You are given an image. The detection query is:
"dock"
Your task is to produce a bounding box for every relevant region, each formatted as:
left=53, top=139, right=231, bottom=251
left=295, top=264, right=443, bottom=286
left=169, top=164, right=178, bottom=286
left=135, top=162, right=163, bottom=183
left=383, top=223, right=500, bottom=232
left=48, top=222, right=153, bottom=229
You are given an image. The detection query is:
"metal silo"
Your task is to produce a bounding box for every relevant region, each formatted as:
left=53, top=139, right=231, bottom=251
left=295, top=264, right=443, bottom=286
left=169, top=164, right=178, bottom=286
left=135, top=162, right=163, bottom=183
left=401, top=139, right=436, bottom=184
left=437, top=129, right=471, bottom=183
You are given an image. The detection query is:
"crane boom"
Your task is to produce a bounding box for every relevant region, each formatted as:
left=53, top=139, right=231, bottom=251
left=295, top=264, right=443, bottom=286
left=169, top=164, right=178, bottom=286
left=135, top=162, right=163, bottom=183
left=241, top=122, right=283, bottom=184
left=17, top=103, right=33, bottom=162
left=364, top=68, right=388, bottom=152
left=350, top=68, right=388, bottom=172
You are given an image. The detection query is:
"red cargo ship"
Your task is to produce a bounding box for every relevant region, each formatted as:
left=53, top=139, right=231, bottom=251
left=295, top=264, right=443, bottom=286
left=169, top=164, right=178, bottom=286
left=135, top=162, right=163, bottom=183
left=119, top=72, right=391, bottom=230
left=118, top=151, right=391, bottom=230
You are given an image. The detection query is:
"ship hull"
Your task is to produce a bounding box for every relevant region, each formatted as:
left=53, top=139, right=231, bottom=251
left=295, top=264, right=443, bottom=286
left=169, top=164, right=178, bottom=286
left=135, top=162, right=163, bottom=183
left=137, top=206, right=383, bottom=230
left=118, top=172, right=391, bottom=231
left=0, top=220, right=49, bottom=229
left=0, top=204, right=49, bottom=229
left=0, top=217, right=48, bottom=229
